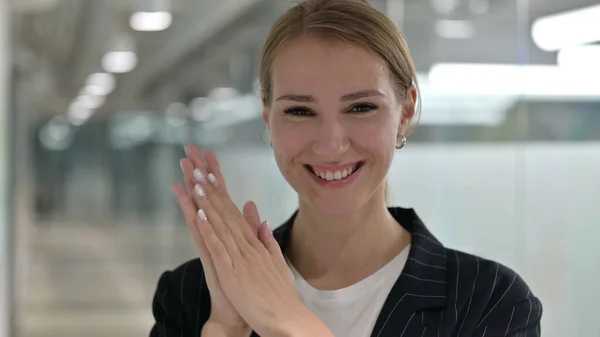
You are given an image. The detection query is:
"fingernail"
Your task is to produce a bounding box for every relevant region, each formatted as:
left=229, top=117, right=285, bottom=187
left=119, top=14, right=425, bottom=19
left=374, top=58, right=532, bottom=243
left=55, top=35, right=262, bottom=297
left=194, top=184, right=205, bottom=198
left=180, top=159, right=184, bottom=172
left=207, top=173, right=219, bottom=187
left=184, top=146, right=189, bottom=157
left=197, top=209, right=207, bottom=221
left=266, top=221, right=273, bottom=233
left=193, top=168, right=206, bottom=183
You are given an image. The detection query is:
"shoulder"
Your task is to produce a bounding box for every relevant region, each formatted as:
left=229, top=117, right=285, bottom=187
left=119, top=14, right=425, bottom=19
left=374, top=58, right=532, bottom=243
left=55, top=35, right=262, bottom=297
left=446, top=248, right=535, bottom=305
left=154, top=258, right=205, bottom=308
left=158, top=258, right=205, bottom=289
left=150, top=258, right=209, bottom=336
left=444, top=248, right=542, bottom=335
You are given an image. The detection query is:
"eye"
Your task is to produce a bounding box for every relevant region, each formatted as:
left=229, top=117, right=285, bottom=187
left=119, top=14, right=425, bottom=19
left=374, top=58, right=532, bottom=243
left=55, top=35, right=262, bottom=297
left=283, top=107, right=315, bottom=117
left=348, top=104, right=377, bottom=113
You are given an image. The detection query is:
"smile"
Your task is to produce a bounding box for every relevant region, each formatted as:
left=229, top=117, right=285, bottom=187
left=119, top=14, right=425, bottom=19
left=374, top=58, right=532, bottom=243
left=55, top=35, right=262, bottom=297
left=304, top=161, right=364, bottom=182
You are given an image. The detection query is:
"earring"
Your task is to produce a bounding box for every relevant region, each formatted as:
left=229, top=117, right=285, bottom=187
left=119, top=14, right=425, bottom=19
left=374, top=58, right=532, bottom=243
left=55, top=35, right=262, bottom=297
left=266, top=131, right=273, bottom=148
left=395, top=135, right=406, bottom=149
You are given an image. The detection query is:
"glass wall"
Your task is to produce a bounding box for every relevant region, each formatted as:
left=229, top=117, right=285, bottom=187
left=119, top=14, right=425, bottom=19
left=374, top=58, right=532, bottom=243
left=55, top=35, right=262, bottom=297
left=7, top=0, right=600, bottom=336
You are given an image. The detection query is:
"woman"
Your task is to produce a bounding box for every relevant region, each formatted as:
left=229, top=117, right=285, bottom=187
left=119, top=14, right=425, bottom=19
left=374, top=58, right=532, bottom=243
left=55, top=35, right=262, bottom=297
left=150, top=0, right=542, bottom=336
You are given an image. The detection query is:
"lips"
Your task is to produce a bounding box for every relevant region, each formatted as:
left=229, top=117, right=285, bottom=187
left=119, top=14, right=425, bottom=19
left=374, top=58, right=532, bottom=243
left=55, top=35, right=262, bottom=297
left=304, top=161, right=364, bottom=182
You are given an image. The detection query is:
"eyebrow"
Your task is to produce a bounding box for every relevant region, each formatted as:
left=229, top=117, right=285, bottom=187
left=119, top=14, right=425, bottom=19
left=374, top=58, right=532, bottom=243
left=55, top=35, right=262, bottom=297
left=275, top=89, right=385, bottom=103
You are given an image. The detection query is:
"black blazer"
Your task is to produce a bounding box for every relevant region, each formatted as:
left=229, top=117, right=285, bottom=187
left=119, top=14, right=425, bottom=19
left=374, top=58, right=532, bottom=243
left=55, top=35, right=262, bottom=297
left=150, top=207, right=542, bottom=337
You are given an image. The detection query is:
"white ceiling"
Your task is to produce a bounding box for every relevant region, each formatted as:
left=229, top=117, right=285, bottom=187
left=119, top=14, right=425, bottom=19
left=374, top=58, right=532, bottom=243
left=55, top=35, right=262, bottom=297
left=11, top=0, right=600, bottom=122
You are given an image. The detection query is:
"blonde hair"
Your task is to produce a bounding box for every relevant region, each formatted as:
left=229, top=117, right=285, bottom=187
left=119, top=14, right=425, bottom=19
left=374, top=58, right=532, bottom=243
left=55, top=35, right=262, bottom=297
left=259, top=0, right=421, bottom=127
left=260, top=0, right=421, bottom=203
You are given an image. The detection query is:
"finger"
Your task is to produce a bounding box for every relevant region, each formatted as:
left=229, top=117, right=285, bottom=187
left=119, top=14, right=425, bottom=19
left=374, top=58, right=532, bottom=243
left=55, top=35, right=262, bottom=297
left=186, top=145, right=230, bottom=195
left=243, top=201, right=262, bottom=236
left=202, top=151, right=257, bottom=243
left=180, top=159, right=197, bottom=195
left=171, top=184, right=216, bottom=270
left=183, top=145, right=213, bottom=196
left=171, top=184, right=199, bottom=239
left=184, top=145, right=207, bottom=172
left=258, top=221, right=284, bottom=261
left=192, top=184, right=244, bottom=260
left=204, top=149, right=229, bottom=191
left=191, top=174, right=251, bottom=253
left=196, top=210, right=234, bottom=281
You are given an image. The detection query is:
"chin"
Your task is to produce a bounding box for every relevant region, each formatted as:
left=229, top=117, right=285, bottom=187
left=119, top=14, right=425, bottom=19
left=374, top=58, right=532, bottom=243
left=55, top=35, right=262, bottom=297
left=300, top=179, right=380, bottom=214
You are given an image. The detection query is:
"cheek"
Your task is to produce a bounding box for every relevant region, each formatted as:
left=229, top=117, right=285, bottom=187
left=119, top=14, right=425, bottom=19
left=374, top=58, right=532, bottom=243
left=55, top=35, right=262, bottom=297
left=351, top=120, right=397, bottom=152
left=270, top=124, right=309, bottom=167
left=272, top=128, right=304, bottom=151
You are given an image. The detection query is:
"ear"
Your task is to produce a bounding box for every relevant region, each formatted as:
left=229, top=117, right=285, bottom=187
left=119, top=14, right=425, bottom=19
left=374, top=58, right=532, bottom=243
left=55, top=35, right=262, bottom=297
left=261, top=92, right=271, bottom=128
left=397, top=85, right=417, bottom=136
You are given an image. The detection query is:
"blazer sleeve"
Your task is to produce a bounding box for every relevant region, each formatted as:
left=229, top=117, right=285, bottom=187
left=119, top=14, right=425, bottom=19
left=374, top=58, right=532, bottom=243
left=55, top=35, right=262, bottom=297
left=150, top=271, right=184, bottom=337
left=472, top=270, right=543, bottom=337
left=149, top=259, right=209, bottom=337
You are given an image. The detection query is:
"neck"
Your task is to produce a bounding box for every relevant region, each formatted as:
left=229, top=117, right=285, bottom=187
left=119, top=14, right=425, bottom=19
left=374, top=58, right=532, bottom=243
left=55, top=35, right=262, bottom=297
left=287, top=191, right=410, bottom=283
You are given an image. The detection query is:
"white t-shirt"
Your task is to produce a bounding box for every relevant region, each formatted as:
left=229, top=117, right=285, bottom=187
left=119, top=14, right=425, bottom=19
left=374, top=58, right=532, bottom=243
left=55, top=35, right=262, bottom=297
left=288, top=245, right=410, bottom=337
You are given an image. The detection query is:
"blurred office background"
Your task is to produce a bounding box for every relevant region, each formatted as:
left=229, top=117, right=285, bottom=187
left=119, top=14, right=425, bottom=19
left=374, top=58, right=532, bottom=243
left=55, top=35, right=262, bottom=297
left=1, top=0, right=599, bottom=336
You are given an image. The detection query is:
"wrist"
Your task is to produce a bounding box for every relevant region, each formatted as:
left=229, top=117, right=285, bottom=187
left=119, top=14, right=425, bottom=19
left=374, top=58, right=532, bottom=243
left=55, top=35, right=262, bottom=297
left=201, top=320, right=252, bottom=337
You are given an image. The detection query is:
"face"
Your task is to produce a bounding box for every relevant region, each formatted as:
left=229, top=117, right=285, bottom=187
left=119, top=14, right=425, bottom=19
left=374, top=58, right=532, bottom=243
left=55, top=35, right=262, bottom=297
left=263, top=37, right=415, bottom=215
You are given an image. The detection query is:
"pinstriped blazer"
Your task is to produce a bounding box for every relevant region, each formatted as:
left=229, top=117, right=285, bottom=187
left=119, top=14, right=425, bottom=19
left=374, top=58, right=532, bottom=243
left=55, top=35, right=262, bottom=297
left=150, top=207, right=543, bottom=337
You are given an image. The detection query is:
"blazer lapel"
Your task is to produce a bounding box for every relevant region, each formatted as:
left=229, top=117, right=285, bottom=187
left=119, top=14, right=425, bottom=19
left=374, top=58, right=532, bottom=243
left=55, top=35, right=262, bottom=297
left=369, top=208, right=447, bottom=337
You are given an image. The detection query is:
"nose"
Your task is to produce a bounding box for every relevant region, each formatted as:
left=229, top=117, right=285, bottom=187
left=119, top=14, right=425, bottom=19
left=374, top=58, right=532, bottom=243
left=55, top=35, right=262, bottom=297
left=312, top=115, right=350, bottom=158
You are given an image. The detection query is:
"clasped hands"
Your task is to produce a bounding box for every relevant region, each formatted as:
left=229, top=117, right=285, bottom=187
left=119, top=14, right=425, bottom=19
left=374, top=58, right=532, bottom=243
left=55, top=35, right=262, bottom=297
left=171, top=145, right=333, bottom=337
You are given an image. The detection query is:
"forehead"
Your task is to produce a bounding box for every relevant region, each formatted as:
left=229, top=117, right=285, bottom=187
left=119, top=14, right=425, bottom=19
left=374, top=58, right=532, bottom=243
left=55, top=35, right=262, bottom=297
left=271, top=37, right=395, bottom=97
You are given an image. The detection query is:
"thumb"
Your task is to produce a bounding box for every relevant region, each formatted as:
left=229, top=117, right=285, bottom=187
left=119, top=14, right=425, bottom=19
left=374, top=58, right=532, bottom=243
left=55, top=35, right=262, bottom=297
left=259, top=221, right=282, bottom=258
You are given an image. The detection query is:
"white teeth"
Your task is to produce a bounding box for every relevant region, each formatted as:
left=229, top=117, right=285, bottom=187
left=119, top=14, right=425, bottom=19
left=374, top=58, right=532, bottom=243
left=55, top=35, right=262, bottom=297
left=313, top=164, right=359, bottom=181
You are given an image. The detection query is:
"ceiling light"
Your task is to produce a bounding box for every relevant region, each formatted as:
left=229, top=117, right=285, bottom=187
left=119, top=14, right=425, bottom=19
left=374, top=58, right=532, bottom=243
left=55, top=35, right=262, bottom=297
left=85, top=72, right=116, bottom=96
left=165, top=102, right=188, bottom=127
left=557, top=45, right=600, bottom=71
left=102, top=51, right=138, bottom=73
left=130, top=11, right=172, bottom=32
left=76, top=94, right=105, bottom=110
left=435, top=19, right=476, bottom=39
left=67, top=102, right=93, bottom=125
left=190, top=97, right=213, bottom=122
left=531, top=4, right=600, bottom=51
left=428, top=63, right=600, bottom=98
left=430, top=0, right=458, bottom=14
left=209, top=87, right=239, bottom=101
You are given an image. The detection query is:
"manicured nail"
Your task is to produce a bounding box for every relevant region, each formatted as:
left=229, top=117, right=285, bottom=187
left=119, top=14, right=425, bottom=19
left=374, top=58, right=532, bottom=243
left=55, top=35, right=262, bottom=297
left=266, top=221, right=273, bottom=233
left=193, top=168, right=206, bottom=183
left=180, top=159, right=184, bottom=172
left=197, top=209, right=207, bottom=221
left=207, top=173, right=219, bottom=187
left=194, top=184, right=205, bottom=198
left=184, top=146, right=189, bottom=157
